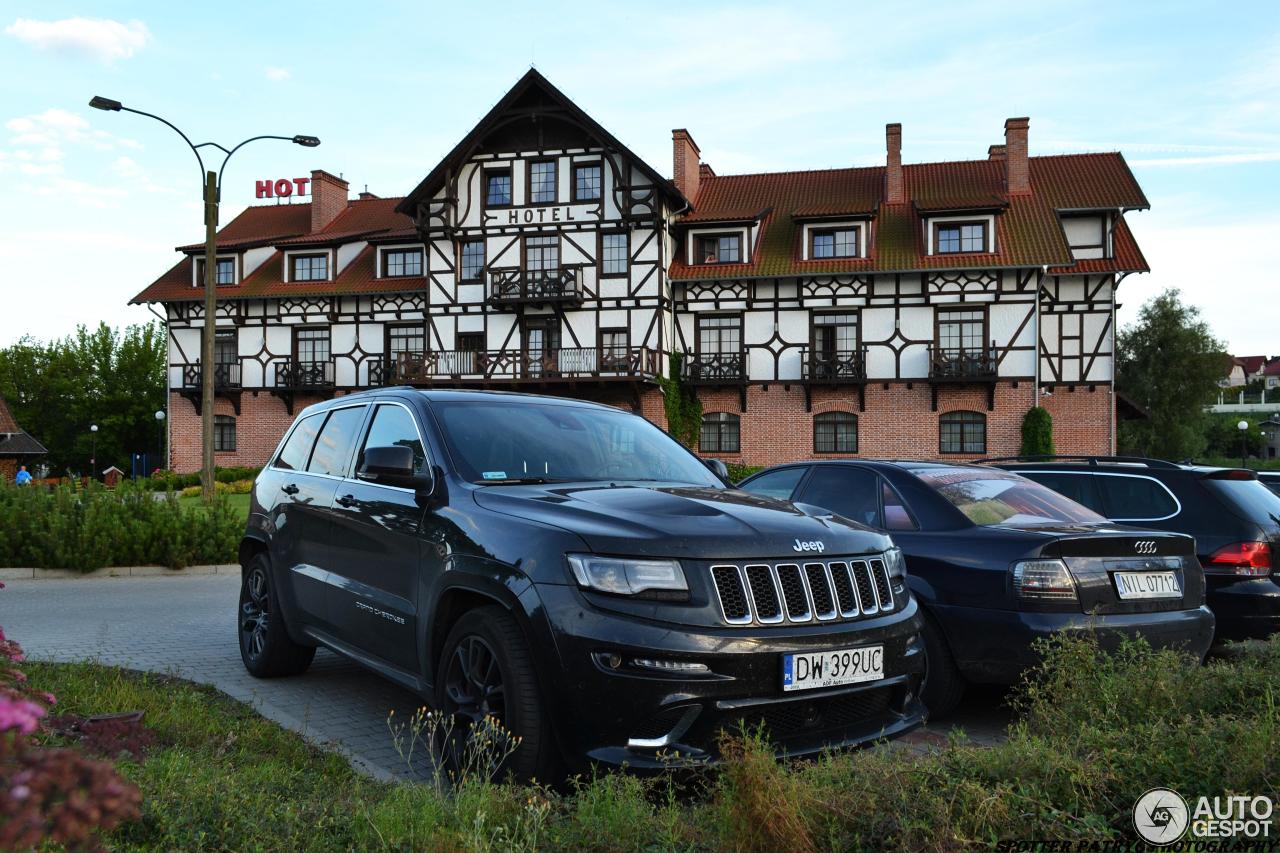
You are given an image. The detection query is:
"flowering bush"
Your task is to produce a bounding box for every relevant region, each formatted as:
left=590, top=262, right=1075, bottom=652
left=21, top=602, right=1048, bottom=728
left=0, top=585, right=142, bottom=848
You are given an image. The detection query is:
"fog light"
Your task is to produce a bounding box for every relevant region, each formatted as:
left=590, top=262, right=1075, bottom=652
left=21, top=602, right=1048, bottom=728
left=632, top=658, right=710, bottom=674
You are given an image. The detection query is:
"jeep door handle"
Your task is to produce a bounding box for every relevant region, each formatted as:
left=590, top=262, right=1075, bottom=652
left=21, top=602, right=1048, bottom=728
left=281, top=483, right=300, bottom=496
left=335, top=494, right=358, bottom=508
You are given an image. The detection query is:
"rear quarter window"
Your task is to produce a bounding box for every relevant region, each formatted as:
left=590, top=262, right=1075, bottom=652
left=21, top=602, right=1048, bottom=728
left=1094, top=475, right=1179, bottom=520
left=1202, top=479, right=1280, bottom=530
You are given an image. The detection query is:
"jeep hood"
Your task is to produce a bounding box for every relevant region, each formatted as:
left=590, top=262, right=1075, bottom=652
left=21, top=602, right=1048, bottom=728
left=471, top=483, right=893, bottom=559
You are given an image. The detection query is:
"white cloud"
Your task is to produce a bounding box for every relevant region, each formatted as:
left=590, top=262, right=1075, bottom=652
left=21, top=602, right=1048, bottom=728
left=265, top=66, right=291, bottom=82
left=5, top=17, right=150, bottom=63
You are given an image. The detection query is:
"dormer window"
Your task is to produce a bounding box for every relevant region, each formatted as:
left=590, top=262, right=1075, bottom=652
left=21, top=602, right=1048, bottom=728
left=196, top=257, right=236, bottom=286
left=935, top=221, right=988, bottom=254
left=291, top=253, right=329, bottom=282
left=1062, top=213, right=1108, bottom=260
left=382, top=248, right=423, bottom=278
left=528, top=160, right=557, bottom=205
left=485, top=169, right=512, bottom=207
left=811, top=228, right=860, bottom=259
left=697, top=234, right=741, bottom=264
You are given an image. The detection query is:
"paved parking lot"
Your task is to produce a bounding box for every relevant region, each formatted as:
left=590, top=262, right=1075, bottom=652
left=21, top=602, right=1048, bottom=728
left=0, top=573, right=1007, bottom=780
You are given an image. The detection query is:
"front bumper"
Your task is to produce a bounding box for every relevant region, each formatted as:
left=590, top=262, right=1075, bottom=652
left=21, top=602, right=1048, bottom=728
left=1206, top=577, right=1280, bottom=641
left=934, top=602, right=1216, bottom=684
left=533, top=584, right=926, bottom=771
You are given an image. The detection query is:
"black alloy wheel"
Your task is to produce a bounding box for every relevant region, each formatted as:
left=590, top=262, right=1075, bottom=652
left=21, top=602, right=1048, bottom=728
left=241, top=565, right=271, bottom=661
left=237, top=553, right=316, bottom=677
left=443, top=635, right=507, bottom=727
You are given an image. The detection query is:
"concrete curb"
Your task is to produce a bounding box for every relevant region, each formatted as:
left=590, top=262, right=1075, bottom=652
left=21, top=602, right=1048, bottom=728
left=0, top=564, right=240, bottom=581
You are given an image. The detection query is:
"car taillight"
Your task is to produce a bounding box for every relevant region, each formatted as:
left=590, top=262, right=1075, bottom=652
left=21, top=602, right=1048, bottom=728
left=1204, top=542, right=1272, bottom=577
left=1012, top=559, right=1078, bottom=601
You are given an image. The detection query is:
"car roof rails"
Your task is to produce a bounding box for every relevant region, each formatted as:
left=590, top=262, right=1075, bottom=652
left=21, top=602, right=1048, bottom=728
left=975, top=454, right=1182, bottom=469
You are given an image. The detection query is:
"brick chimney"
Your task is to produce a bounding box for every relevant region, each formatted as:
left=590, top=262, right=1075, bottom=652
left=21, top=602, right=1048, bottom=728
left=987, top=144, right=1006, bottom=161
left=310, top=169, right=349, bottom=233
left=1004, top=118, right=1030, bottom=195
left=885, top=123, right=904, bottom=204
left=672, top=129, right=701, bottom=202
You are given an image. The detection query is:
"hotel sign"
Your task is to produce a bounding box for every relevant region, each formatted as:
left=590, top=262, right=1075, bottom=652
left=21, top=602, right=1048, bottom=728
left=255, top=178, right=311, bottom=198
left=491, top=204, right=598, bottom=225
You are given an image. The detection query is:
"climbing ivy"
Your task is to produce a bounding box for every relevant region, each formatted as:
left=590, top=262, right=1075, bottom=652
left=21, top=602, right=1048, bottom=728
left=660, top=353, right=703, bottom=449
left=1020, top=406, right=1055, bottom=457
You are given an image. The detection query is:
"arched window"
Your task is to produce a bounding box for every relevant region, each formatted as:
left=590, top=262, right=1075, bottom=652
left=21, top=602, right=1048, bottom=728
left=814, top=412, right=858, bottom=453
left=700, top=412, right=740, bottom=453
left=214, top=415, right=237, bottom=453
left=939, top=411, right=986, bottom=454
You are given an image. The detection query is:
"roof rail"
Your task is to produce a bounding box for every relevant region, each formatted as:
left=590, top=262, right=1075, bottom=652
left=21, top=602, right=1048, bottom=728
left=975, top=454, right=1182, bottom=469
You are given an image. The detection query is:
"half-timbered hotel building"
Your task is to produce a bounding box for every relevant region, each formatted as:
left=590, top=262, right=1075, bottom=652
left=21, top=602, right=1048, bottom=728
left=132, top=70, right=1150, bottom=471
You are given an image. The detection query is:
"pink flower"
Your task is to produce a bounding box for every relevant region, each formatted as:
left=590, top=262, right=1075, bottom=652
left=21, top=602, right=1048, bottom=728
left=0, top=696, right=46, bottom=734
left=10, top=785, right=30, bottom=802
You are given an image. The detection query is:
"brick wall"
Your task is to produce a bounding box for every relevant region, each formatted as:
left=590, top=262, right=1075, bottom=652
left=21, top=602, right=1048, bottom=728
left=0, top=458, right=16, bottom=482
left=168, top=391, right=333, bottom=472
left=686, top=381, right=1109, bottom=466
left=1041, top=386, right=1114, bottom=455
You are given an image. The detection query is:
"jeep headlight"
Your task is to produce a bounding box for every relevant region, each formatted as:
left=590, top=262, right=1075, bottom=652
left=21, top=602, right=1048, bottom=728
left=567, top=554, right=689, bottom=597
left=883, top=546, right=907, bottom=579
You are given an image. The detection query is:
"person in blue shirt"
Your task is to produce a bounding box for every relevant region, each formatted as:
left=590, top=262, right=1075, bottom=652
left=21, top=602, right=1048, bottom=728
left=14, top=465, right=32, bottom=485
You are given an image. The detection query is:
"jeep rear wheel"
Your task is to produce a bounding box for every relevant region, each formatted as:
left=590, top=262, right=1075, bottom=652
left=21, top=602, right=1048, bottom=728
left=436, top=606, right=556, bottom=784
left=238, top=553, right=316, bottom=678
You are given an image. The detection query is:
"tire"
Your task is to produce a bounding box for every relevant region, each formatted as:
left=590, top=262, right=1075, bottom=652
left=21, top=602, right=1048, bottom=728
left=919, top=611, right=966, bottom=719
left=238, top=553, right=316, bottom=678
left=435, top=606, right=557, bottom=784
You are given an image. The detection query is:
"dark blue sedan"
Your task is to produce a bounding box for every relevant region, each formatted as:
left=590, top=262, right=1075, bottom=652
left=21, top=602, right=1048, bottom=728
left=739, top=461, right=1215, bottom=717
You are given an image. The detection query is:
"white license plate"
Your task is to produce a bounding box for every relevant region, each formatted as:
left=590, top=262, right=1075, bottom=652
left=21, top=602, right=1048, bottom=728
left=782, top=645, right=884, bottom=692
left=1114, top=570, right=1182, bottom=600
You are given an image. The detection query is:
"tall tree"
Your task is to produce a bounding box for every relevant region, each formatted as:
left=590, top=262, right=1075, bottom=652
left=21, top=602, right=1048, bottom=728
left=0, top=322, right=166, bottom=475
left=1116, top=289, right=1229, bottom=460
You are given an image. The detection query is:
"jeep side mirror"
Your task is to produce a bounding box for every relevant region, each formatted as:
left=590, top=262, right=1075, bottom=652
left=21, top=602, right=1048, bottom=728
left=703, top=458, right=730, bottom=481
left=358, top=445, right=433, bottom=494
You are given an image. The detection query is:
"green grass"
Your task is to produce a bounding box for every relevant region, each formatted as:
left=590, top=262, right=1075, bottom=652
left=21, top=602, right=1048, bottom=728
left=24, top=634, right=1280, bottom=851
left=177, top=492, right=251, bottom=520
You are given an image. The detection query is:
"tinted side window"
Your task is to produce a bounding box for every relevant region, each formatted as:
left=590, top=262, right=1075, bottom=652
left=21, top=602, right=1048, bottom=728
left=740, top=467, right=806, bottom=501
left=274, top=414, right=324, bottom=471
left=795, top=467, right=881, bottom=528
left=1022, top=472, right=1107, bottom=515
left=882, top=480, right=919, bottom=531
left=358, top=404, right=427, bottom=474
left=1095, top=475, right=1178, bottom=520
left=306, top=406, right=367, bottom=476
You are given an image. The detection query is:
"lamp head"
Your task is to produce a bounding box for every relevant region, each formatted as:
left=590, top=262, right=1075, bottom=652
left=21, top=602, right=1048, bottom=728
left=1238, top=420, right=1250, bottom=431
left=292, top=135, right=321, bottom=148
left=89, top=96, right=123, bottom=112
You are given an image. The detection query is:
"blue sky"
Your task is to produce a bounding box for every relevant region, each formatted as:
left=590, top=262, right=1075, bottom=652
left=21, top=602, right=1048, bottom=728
left=2, top=1, right=1278, bottom=354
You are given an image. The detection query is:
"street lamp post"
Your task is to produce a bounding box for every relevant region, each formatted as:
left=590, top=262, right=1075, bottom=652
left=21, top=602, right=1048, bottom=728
left=1238, top=419, right=1250, bottom=470
left=90, top=424, right=98, bottom=480
left=89, top=95, right=319, bottom=501
left=154, top=410, right=167, bottom=471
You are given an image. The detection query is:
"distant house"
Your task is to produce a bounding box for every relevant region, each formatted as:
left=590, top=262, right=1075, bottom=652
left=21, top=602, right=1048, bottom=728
left=1265, top=358, right=1280, bottom=391
left=0, top=395, right=47, bottom=482
left=1238, top=355, right=1268, bottom=384
left=1222, top=357, right=1248, bottom=387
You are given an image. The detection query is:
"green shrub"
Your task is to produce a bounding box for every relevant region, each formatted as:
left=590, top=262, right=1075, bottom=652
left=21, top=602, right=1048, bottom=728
left=661, top=353, right=703, bottom=449
left=142, top=466, right=262, bottom=492
left=726, top=463, right=763, bottom=483
left=0, top=481, right=241, bottom=570
left=1020, top=406, right=1055, bottom=457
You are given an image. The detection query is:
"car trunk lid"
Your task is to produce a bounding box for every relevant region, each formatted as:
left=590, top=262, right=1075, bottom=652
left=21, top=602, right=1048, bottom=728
left=1035, top=529, right=1202, bottom=614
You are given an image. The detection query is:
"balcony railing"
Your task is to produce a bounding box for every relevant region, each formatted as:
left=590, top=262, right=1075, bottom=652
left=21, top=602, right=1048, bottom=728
left=800, top=347, right=866, bottom=383
left=928, top=345, right=999, bottom=381
left=681, top=351, right=747, bottom=384
left=181, top=362, right=241, bottom=390
left=376, top=347, right=660, bottom=383
left=488, top=267, right=584, bottom=305
left=275, top=359, right=335, bottom=389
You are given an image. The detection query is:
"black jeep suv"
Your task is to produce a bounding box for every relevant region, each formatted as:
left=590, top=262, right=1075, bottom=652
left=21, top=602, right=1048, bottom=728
left=990, top=456, right=1280, bottom=641
left=238, top=389, right=925, bottom=780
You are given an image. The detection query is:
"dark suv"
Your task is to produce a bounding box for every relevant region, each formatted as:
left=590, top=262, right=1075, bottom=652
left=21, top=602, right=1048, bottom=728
left=238, top=389, right=925, bottom=780
left=990, top=457, right=1280, bottom=641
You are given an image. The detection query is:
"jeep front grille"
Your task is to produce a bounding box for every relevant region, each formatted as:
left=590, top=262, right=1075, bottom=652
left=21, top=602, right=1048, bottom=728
left=710, top=558, right=895, bottom=627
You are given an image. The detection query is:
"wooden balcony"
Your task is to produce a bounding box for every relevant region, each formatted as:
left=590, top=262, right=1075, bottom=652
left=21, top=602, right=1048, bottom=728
left=800, top=347, right=866, bottom=384
left=487, top=267, right=584, bottom=306
left=927, top=344, right=999, bottom=411
left=274, top=359, right=335, bottom=390
left=177, top=361, right=242, bottom=415
left=374, top=347, right=660, bottom=385
left=680, top=351, right=747, bottom=385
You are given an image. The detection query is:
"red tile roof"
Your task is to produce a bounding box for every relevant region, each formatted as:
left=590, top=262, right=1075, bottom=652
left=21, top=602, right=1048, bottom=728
left=1236, top=355, right=1269, bottom=375
left=133, top=196, right=420, bottom=303
left=670, top=153, right=1150, bottom=280
left=1265, top=358, right=1280, bottom=377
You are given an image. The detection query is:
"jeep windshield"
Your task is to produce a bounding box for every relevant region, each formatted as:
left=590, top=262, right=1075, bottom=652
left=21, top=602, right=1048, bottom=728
left=430, top=399, right=723, bottom=487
